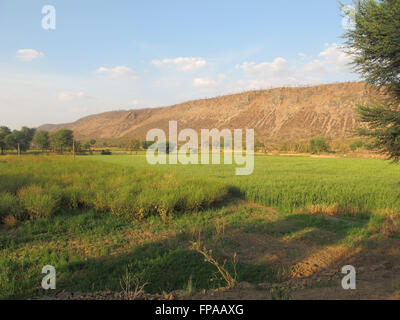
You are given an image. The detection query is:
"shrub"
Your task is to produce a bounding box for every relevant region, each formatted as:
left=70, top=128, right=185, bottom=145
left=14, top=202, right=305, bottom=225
left=62, top=186, right=85, bottom=209
left=3, top=215, right=17, bottom=228
left=364, top=142, right=375, bottom=151
left=310, top=137, right=328, bottom=154
left=0, top=192, right=23, bottom=223
left=101, top=149, right=112, bottom=155
left=18, top=185, right=58, bottom=220
left=350, top=141, right=364, bottom=151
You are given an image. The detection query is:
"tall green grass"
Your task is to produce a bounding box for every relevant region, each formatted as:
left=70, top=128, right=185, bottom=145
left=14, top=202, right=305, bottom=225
left=0, top=156, right=229, bottom=223
left=90, top=154, right=400, bottom=214
left=1, top=154, right=400, bottom=299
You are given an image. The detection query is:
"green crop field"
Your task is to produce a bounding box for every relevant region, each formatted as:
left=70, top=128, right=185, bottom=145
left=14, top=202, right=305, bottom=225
left=1, top=154, right=400, bottom=299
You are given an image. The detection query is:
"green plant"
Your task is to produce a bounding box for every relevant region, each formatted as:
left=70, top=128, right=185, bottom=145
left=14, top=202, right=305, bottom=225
left=0, top=192, right=23, bottom=222
left=18, top=185, right=58, bottom=220
left=185, top=275, right=195, bottom=295
left=310, top=137, right=328, bottom=154
left=101, top=149, right=112, bottom=155
left=350, top=140, right=364, bottom=151
left=343, top=0, right=400, bottom=160
left=270, top=285, right=292, bottom=300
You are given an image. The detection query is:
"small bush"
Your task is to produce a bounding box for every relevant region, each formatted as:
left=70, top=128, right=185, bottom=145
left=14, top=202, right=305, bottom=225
left=310, top=137, right=328, bottom=154
left=304, top=203, right=360, bottom=217
left=350, top=140, right=364, bottom=151
left=18, top=185, right=58, bottom=220
left=364, top=142, right=375, bottom=151
left=3, top=215, right=17, bottom=228
left=101, top=149, right=112, bottom=155
left=0, top=192, right=23, bottom=223
left=270, top=285, right=292, bottom=300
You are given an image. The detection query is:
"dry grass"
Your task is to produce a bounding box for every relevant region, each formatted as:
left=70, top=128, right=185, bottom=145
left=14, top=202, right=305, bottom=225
left=3, top=215, right=17, bottom=228
left=191, top=240, right=238, bottom=289
left=120, top=267, right=148, bottom=300
left=213, top=218, right=226, bottom=238
left=380, top=216, right=399, bottom=237
left=302, top=203, right=360, bottom=216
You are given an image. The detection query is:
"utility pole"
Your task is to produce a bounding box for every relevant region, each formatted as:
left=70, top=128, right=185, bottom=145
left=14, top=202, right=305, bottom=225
left=72, top=140, right=75, bottom=160
left=17, top=143, right=20, bottom=157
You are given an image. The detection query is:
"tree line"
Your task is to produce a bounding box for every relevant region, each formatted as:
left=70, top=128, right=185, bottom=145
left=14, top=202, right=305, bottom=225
left=0, top=125, right=162, bottom=155
left=0, top=127, right=75, bottom=154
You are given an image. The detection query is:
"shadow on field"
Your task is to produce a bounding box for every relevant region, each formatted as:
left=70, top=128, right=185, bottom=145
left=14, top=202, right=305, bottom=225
left=203, top=197, right=390, bottom=271
left=54, top=232, right=278, bottom=296
left=52, top=208, right=372, bottom=295
left=8, top=193, right=400, bottom=300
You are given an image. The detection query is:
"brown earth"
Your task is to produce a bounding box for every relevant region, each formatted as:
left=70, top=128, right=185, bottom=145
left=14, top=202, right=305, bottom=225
left=38, top=82, right=388, bottom=143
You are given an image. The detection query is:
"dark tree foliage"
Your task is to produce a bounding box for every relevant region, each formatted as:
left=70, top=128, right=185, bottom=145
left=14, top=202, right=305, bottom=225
left=52, top=129, right=74, bottom=153
left=0, top=126, right=11, bottom=154
left=141, top=141, right=154, bottom=150
left=310, top=137, right=329, bottom=154
left=33, top=130, right=50, bottom=151
left=3, top=127, right=36, bottom=152
left=343, top=0, right=400, bottom=160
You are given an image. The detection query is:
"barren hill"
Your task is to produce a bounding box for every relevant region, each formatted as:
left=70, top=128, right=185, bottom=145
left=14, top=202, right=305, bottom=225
left=39, top=82, right=386, bottom=143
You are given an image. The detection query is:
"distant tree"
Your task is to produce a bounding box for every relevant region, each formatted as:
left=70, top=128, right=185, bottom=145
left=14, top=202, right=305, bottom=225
left=350, top=140, right=364, bottom=151
left=3, top=127, right=35, bottom=153
left=73, top=140, right=82, bottom=154
left=21, top=127, right=36, bottom=145
left=310, top=137, right=328, bottom=154
left=33, top=130, right=50, bottom=151
left=254, top=141, right=265, bottom=152
left=342, top=0, right=400, bottom=160
left=141, top=141, right=154, bottom=150
left=129, top=139, right=141, bottom=154
left=52, top=129, right=74, bottom=153
left=4, top=133, right=17, bottom=151
left=0, top=126, right=11, bottom=154
left=85, top=139, right=96, bottom=154
left=148, top=141, right=175, bottom=154
left=364, top=142, right=375, bottom=150
left=101, top=149, right=112, bottom=155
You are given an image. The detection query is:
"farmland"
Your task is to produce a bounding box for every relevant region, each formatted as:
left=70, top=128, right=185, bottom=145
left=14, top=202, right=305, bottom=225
left=1, top=154, right=400, bottom=299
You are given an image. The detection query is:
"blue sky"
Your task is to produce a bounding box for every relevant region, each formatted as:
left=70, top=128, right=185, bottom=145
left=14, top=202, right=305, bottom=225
left=0, top=0, right=357, bottom=129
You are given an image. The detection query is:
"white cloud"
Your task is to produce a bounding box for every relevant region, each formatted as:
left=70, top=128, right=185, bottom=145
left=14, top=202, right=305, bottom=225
left=192, top=77, right=218, bottom=88
left=303, top=43, right=352, bottom=74
left=217, top=74, right=229, bottom=81
left=96, top=66, right=137, bottom=80
left=234, top=44, right=355, bottom=90
left=303, top=59, right=328, bottom=74
left=58, top=91, right=87, bottom=101
left=234, top=57, right=296, bottom=89
left=152, top=57, right=207, bottom=71
left=236, top=57, right=289, bottom=76
left=131, top=99, right=140, bottom=106
left=16, top=49, right=44, bottom=62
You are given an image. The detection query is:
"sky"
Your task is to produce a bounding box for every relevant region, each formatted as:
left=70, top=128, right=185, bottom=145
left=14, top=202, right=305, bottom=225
left=0, top=0, right=358, bottom=129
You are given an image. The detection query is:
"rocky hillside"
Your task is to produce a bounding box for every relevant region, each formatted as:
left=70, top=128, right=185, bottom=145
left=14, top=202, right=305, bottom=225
left=39, top=82, right=386, bottom=143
